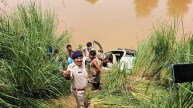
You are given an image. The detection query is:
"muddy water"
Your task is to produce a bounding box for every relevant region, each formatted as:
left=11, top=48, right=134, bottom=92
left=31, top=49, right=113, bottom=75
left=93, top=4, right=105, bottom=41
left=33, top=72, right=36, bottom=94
left=1, top=0, right=193, bottom=51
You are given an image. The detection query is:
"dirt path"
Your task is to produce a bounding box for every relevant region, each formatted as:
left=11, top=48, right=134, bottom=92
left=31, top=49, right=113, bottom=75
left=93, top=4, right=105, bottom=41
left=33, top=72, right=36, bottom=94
left=45, top=94, right=76, bottom=108
left=46, top=94, right=94, bottom=108
left=46, top=72, right=107, bottom=108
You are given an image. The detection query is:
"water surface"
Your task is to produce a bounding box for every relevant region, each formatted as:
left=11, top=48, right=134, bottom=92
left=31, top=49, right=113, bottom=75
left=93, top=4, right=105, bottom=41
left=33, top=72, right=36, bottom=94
left=1, top=0, right=193, bottom=50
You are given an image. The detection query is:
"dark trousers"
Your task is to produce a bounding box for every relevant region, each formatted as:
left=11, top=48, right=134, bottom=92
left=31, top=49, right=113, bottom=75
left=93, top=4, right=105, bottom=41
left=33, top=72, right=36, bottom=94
left=92, top=82, right=100, bottom=90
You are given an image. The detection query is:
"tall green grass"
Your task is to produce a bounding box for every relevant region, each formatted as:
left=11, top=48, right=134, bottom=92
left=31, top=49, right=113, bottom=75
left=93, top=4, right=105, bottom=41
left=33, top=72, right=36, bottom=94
left=0, top=2, right=70, bottom=108
left=87, top=64, right=141, bottom=107
left=133, top=21, right=177, bottom=80
left=90, top=20, right=193, bottom=107
left=132, top=20, right=193, bottom=107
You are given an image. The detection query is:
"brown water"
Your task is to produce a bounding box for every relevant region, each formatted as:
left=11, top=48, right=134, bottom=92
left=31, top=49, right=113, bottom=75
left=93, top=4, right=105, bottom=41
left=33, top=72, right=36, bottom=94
left=1, top=0, right=193, bottom=51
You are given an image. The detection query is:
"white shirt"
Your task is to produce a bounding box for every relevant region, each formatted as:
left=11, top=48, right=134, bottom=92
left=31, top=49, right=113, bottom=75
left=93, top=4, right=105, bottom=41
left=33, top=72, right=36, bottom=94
left=83, top=47, right=94, bottom=57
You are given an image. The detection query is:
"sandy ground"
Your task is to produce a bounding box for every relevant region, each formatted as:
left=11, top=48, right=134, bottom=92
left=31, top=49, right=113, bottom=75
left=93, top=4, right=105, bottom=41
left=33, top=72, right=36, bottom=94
left=45, top=95, right=76, bottom=108
left=46, top=94, right=95, bottom=108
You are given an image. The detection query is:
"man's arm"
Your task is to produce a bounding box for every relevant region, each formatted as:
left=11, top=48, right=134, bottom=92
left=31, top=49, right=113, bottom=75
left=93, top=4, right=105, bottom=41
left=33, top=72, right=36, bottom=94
left=61, top=70, right=72, bottom=80
left=82, top=49, right=86, bottom=57
left=97, top=55, right=104, bottom=67
left=92, top=60, right=102, bottom=74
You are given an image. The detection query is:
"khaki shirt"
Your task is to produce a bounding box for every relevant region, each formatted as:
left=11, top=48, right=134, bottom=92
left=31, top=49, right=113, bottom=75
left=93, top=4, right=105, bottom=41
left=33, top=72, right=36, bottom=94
left=67, top=62, right=88, bottom=90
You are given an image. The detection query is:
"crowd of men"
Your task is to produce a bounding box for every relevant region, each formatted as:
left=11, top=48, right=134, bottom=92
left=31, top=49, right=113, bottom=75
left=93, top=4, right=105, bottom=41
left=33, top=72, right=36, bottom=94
left=61, top=42, right=104, bottom=108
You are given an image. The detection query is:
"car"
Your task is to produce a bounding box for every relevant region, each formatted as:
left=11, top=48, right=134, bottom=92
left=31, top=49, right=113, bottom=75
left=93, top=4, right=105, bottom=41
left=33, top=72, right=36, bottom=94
left=103, top=48, right=136, bottom=70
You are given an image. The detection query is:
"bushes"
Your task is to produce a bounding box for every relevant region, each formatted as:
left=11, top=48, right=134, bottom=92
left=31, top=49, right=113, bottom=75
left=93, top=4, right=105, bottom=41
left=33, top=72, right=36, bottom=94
left=0, top=2, right=70, bottom=107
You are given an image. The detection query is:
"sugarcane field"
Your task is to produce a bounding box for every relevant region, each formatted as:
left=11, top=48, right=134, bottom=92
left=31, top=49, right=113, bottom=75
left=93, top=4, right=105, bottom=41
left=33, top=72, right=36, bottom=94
left=0, top=0, right=193, bottom=108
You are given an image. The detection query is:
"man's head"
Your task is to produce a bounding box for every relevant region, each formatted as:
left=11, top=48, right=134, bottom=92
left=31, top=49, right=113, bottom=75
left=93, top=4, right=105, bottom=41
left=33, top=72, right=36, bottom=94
left=86, top=42, right=92, bottom=51
left=66, top=44, right=72, bottom=51
left=89, top=50, right=96, bottom=60
left=72, top=50, right=83, bottom=66
left=54, top=49, right=59, bottom=55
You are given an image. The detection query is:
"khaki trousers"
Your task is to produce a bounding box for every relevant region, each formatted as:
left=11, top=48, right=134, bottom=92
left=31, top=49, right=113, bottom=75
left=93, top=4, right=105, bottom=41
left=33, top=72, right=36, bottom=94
left=72, top=90, right=85, bottom=108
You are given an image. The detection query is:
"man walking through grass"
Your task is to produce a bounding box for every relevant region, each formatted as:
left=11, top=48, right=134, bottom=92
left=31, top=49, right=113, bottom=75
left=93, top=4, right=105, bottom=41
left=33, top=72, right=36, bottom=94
left=88, top=50, right=103, bottom=92
left=62, top=50, right=88, bottom=108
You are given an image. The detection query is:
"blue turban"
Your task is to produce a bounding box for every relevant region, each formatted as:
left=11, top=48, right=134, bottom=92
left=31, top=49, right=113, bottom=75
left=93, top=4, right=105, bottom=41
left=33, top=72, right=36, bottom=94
left=72, top=50, right=83, bottom=59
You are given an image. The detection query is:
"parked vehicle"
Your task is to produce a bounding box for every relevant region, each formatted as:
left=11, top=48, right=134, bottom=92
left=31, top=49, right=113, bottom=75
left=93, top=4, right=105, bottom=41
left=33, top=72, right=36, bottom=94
left=103, top=48, right=136, bottom=70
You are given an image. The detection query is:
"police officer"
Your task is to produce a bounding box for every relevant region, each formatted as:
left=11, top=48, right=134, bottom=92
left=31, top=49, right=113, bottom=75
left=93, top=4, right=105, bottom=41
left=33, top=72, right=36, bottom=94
left=62, top=50, right=88, bottom=108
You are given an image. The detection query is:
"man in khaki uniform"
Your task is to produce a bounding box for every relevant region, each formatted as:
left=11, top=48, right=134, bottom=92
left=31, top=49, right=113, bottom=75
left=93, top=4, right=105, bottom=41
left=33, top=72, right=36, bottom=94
left=62, top=50, right=88, bottom=108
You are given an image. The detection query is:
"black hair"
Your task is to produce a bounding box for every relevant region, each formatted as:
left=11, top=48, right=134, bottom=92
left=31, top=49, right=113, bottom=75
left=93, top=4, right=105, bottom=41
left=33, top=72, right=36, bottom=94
left=86, top=42, right=92, bottom=47
left=66, top=44, right=71, bottom=49
left=54, top=49, right=59, bottom=54
left=89, top=50, right=96, bottom=56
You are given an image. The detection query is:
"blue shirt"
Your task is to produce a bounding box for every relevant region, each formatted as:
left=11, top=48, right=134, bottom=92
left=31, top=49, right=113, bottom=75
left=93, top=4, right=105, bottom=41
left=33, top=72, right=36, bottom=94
left=67, top=57, right=73, bottom=65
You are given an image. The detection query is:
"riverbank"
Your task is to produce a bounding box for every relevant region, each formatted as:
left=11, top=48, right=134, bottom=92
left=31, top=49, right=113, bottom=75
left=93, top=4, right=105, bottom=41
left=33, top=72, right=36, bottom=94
left=1, top=2, right=192, bottom=108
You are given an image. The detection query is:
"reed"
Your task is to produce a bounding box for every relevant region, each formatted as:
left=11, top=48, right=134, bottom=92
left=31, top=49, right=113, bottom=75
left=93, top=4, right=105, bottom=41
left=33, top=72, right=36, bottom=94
left=90, top=20, right=193, bottom=107
left=132, top=20, right=193, bottom=107
left=0, top=2, right=70, bottom=107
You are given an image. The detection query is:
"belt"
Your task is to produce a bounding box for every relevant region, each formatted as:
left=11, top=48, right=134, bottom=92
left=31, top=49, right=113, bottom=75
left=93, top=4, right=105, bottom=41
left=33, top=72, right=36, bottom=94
left=73, top=88, right=85, bottom=91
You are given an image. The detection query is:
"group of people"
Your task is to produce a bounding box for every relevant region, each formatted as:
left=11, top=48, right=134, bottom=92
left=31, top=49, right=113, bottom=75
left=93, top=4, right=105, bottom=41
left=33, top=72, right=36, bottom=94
left=61, top=42, right=104, bottom=108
